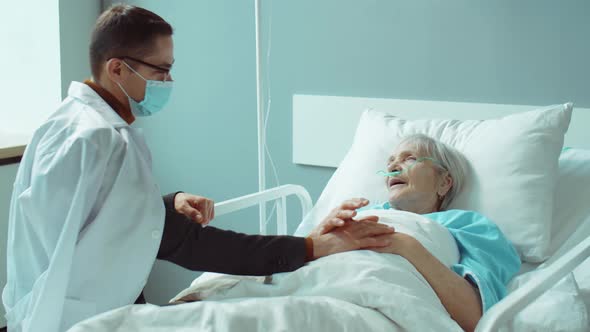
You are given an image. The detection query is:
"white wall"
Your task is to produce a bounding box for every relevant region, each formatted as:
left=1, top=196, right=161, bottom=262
left=0, top=1, right=62, bottom=138
left=0, top=1, right=60, bottom=325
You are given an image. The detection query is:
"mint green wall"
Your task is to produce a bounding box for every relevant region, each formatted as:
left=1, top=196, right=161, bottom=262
left=115, top=0, right=590, bottom=227
left=264, top=0, right=590, bottom=209
left=105, top=0, right=590, bottom=304
left=59, top=0, right=101, bottom=98
left=104, top=0, right=263, bottom=304
left=108, top=0, right=260, bottom=218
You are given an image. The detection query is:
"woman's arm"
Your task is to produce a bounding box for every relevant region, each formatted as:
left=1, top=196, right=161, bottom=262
left=374, top=233, right=482, bottom=332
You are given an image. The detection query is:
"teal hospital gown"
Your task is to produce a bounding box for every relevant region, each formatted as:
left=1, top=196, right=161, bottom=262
left=359, top=202, right=521, bottom=312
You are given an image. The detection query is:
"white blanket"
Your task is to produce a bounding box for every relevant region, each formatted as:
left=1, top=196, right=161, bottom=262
left=69, top=210, right=463, bottom=332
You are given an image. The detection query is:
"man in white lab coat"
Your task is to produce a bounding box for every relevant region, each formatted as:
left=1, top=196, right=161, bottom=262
left=2, top=5, right=393, bottom=332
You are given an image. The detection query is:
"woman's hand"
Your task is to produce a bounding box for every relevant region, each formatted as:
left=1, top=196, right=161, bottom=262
left=310, top=198, right=379, bottom=237
left=174, top=193, right=215, bottom=225
left=369, top=232, right=420, bottom=257
left=308, top=198, right=395, bottom=259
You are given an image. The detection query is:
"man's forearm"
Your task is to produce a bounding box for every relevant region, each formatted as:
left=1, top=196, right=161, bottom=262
left=403, top=241, right=482, bottom=332
left=159, top=193, right=308, bottom=275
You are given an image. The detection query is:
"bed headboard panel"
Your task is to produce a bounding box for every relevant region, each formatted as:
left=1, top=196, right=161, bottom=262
left=293, top=94, right=589, bottom=168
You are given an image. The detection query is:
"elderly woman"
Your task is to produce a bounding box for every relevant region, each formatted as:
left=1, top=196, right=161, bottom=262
left=347, top=134, right=521, bottom=332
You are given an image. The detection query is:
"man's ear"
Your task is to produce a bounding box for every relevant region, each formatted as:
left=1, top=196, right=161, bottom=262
left=104, top=58, right=126, bottom=84
left=438, top=173, right=453, bottom=197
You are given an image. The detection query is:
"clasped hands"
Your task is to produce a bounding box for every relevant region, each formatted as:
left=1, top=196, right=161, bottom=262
left=174, top=193, right=416, bottom=260
left=308, top=198, right=418, bottom=259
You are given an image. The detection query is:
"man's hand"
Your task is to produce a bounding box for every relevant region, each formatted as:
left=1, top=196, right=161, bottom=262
left=174, top=193, right=215, bottom=225
left=309, top=198, right=379, bottom=237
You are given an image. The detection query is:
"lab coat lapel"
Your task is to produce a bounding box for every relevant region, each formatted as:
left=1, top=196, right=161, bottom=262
left=67, top=81, right=128, bottom=129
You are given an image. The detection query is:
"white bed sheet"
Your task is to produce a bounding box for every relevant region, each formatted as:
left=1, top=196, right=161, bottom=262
left=68, top=210, right=590, bottom=332
left=69, top=250, right=464, bottom=332
left=69, top=210, right=463, bottom=332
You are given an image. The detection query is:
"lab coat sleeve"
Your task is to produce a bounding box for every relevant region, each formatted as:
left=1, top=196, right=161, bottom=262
left=158, top=193, right=307, bottom=275
left=17, top=132, right=111, bottom=332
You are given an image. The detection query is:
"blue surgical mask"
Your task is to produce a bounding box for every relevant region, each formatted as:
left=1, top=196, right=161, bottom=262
left=117, top=61, right=173, bottom=117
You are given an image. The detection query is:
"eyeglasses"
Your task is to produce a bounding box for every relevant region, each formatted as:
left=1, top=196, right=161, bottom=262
left=117, top=56, right=172, bottom=80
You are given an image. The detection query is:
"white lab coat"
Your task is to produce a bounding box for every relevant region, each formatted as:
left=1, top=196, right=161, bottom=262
left=2, top=82, right=166, bottom=331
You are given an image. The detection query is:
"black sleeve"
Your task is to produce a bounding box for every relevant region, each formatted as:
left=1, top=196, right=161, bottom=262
left=157, top=193, right=307, bottom=276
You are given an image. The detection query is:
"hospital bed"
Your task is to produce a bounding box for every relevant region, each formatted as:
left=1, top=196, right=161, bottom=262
left=219, top=184, right=590, bottom=332
left=70, top=96, right=590, bottom=331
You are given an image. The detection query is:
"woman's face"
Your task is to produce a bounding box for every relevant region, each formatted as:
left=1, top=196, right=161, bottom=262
left=385, top=141, right=452, bottom=214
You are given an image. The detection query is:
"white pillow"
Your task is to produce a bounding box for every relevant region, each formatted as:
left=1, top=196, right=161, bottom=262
left=295, top=104, right=573, bottom=263
left=550, top=148, right=590, bottom=254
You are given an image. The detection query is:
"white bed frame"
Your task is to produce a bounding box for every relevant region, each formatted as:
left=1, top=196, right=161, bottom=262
left=210, top=95, right=589, bottom=331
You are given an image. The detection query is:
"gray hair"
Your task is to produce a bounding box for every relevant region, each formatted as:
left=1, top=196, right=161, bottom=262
left=397, top=134, right=469, bottom=210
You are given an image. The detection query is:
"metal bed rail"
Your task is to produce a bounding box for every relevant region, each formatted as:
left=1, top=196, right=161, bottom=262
left=476, top=236, right=590, bottom=331
left=214, top=184, right=313, bottom=235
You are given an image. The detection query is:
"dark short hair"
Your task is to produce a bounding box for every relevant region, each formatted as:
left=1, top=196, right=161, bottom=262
left=89, top=4, right=173, bottom=80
